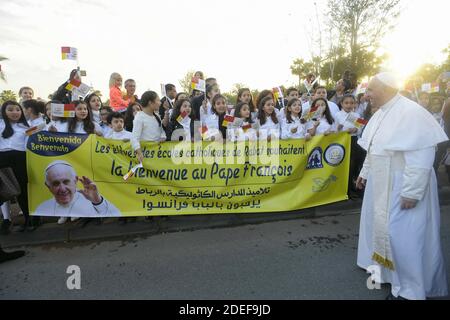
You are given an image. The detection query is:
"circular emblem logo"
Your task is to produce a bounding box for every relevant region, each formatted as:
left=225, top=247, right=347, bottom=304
left=324, top=144, right=345, bottom=167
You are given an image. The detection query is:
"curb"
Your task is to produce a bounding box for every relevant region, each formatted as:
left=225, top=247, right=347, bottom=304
left=1, top=190, right=449, bottom=249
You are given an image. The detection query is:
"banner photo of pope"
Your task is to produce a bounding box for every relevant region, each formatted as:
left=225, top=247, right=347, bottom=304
left=34, top=160, right=121, bottom=218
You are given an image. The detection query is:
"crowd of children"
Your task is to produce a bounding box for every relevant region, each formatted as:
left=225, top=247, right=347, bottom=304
left=1, top=70, right=449, bottom=233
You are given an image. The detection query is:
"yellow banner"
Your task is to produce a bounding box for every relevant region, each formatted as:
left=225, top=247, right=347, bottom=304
left=27, top=132, right=350, bottom=217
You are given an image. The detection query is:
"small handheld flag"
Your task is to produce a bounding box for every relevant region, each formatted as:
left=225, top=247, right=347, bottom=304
left=200, top=125, right=209, bottom=139
left=25, top=123, right=46, bottom=136
left=71, top=83, right=91, bottom=101
left=123, top=163, right=143, bottom=181
left=346, top=114, right=368, bottom=128
left=421, top=82, right=439, bottom=93
left=191, top=77, right=206, bottom=92
left=51, top=103, right=75, bottom=118
left=302, top=105, right=321, bottom=121
left=272, top=87, right=285, bottom=107
left=176, top=110, right=189, bottom=124
left=356, top=82, right=369, bottom=95
left=65, top=78, right=81, bottom=91
left=242, top=123, right=252, bottom=132
left=222, top=115, right=235, bottom=127
left=61, top=47, right=78, bottom=60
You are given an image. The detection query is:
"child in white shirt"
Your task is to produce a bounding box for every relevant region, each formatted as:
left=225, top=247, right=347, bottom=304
left=47, top=101, right=103, bottom=135
left=306, top=98, right=338, bottom=137
left=132, top=91, right=166, bottom=163
left=104, top=112, right=132, bottom=141
left=256, top=95, right=280, bottom=141
left=227, top=102, right=257, bottom=142
left=281, top=98, right=311, bottom=140
left=335, top=95, right=361, bottom=137
left=202, top=94, right=228, bottom=142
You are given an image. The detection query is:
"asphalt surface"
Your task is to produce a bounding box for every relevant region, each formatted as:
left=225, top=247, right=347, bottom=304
left=1, top=205, right=449, bottom=300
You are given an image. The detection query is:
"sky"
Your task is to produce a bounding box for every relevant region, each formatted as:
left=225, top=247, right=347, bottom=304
left=0, top=0, right=449, bottom=99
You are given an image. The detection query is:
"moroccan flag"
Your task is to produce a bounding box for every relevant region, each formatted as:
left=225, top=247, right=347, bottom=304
left=176, top=110, right=189, bottom=124
left=51, top=103, right=75, bottom=117
left=61, top=47, right=78, bottom=60
left=222, top=115, right=235, bottom=127
left=191, top=77, right=206, bottom=92
left=25, top=123, right=46, bottom=136
left=65, top=78, right=81, bottom=91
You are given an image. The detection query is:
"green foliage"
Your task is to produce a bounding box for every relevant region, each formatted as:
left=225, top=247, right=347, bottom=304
left=0, top=90, right=18, bottom=105
left=291, top=0, right=400, bottom=85
left=179, top=70, right=195, bottom=94
left=410, top=44, right=450, bottom=86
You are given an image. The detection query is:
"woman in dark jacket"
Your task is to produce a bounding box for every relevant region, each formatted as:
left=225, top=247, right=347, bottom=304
left=166, top=98, right=195, bottom=142
left=52, top=69, right=79, bottom=103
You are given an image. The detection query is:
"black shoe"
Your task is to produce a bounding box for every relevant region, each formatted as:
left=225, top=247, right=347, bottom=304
left=1, top=219, right=12, bottom=235
left=0, top=249, right=25, bottom=264
left=31, top=216, right=42, bottom=227
left=16, top=220, right=29, bottom=232
left=386, top=292, right=408, bottom=300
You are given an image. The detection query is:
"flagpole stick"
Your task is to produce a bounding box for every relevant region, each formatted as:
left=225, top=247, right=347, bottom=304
left=413, top=83, right=419, bottom=102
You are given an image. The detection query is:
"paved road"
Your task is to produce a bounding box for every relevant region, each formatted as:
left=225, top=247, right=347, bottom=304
left=1, top=206, right=449, bottom=300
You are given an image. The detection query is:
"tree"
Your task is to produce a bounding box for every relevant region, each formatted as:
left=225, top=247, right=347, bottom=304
left=290, top=58, right=315, bottom=88
left=0, top=55, right=8, bottom=82
left=0, top=90, right=18, bottom=104
left=179, top=70, right=195, bottom=94
left=222, top=92, right=237, bottom=106
left=327, top=0, right=400, bottom=72
left=291, top=0, right=399, bottom=86
left=92, top=90, right=102, bottom=97
left=413, top=63, right=441, bottom=84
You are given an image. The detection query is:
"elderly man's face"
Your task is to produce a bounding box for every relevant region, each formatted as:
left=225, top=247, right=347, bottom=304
left=46, top=166, right=77, bottom=205
left=366, top=79, right=387, bottom=108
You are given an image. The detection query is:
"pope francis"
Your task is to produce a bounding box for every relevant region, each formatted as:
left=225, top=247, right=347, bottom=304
left=35, top=160, right=121, bottom=218
left=356, top=72, right=449, bottom=300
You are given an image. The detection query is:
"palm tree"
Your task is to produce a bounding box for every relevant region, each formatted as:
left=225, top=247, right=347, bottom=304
left=0, top=90, right=18, bottom=104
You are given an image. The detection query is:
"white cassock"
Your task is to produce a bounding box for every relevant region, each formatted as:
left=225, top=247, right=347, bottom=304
left=357, top=94, right=449, bottom=300
left=35, top=192, right=121, bottom=217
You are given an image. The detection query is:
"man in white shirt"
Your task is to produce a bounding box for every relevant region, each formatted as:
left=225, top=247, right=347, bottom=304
left=35, top=161, right=121, bottom=218
left=356, top=72, right=448, bottom=300
left=301, top=86, right=340, bottom=120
